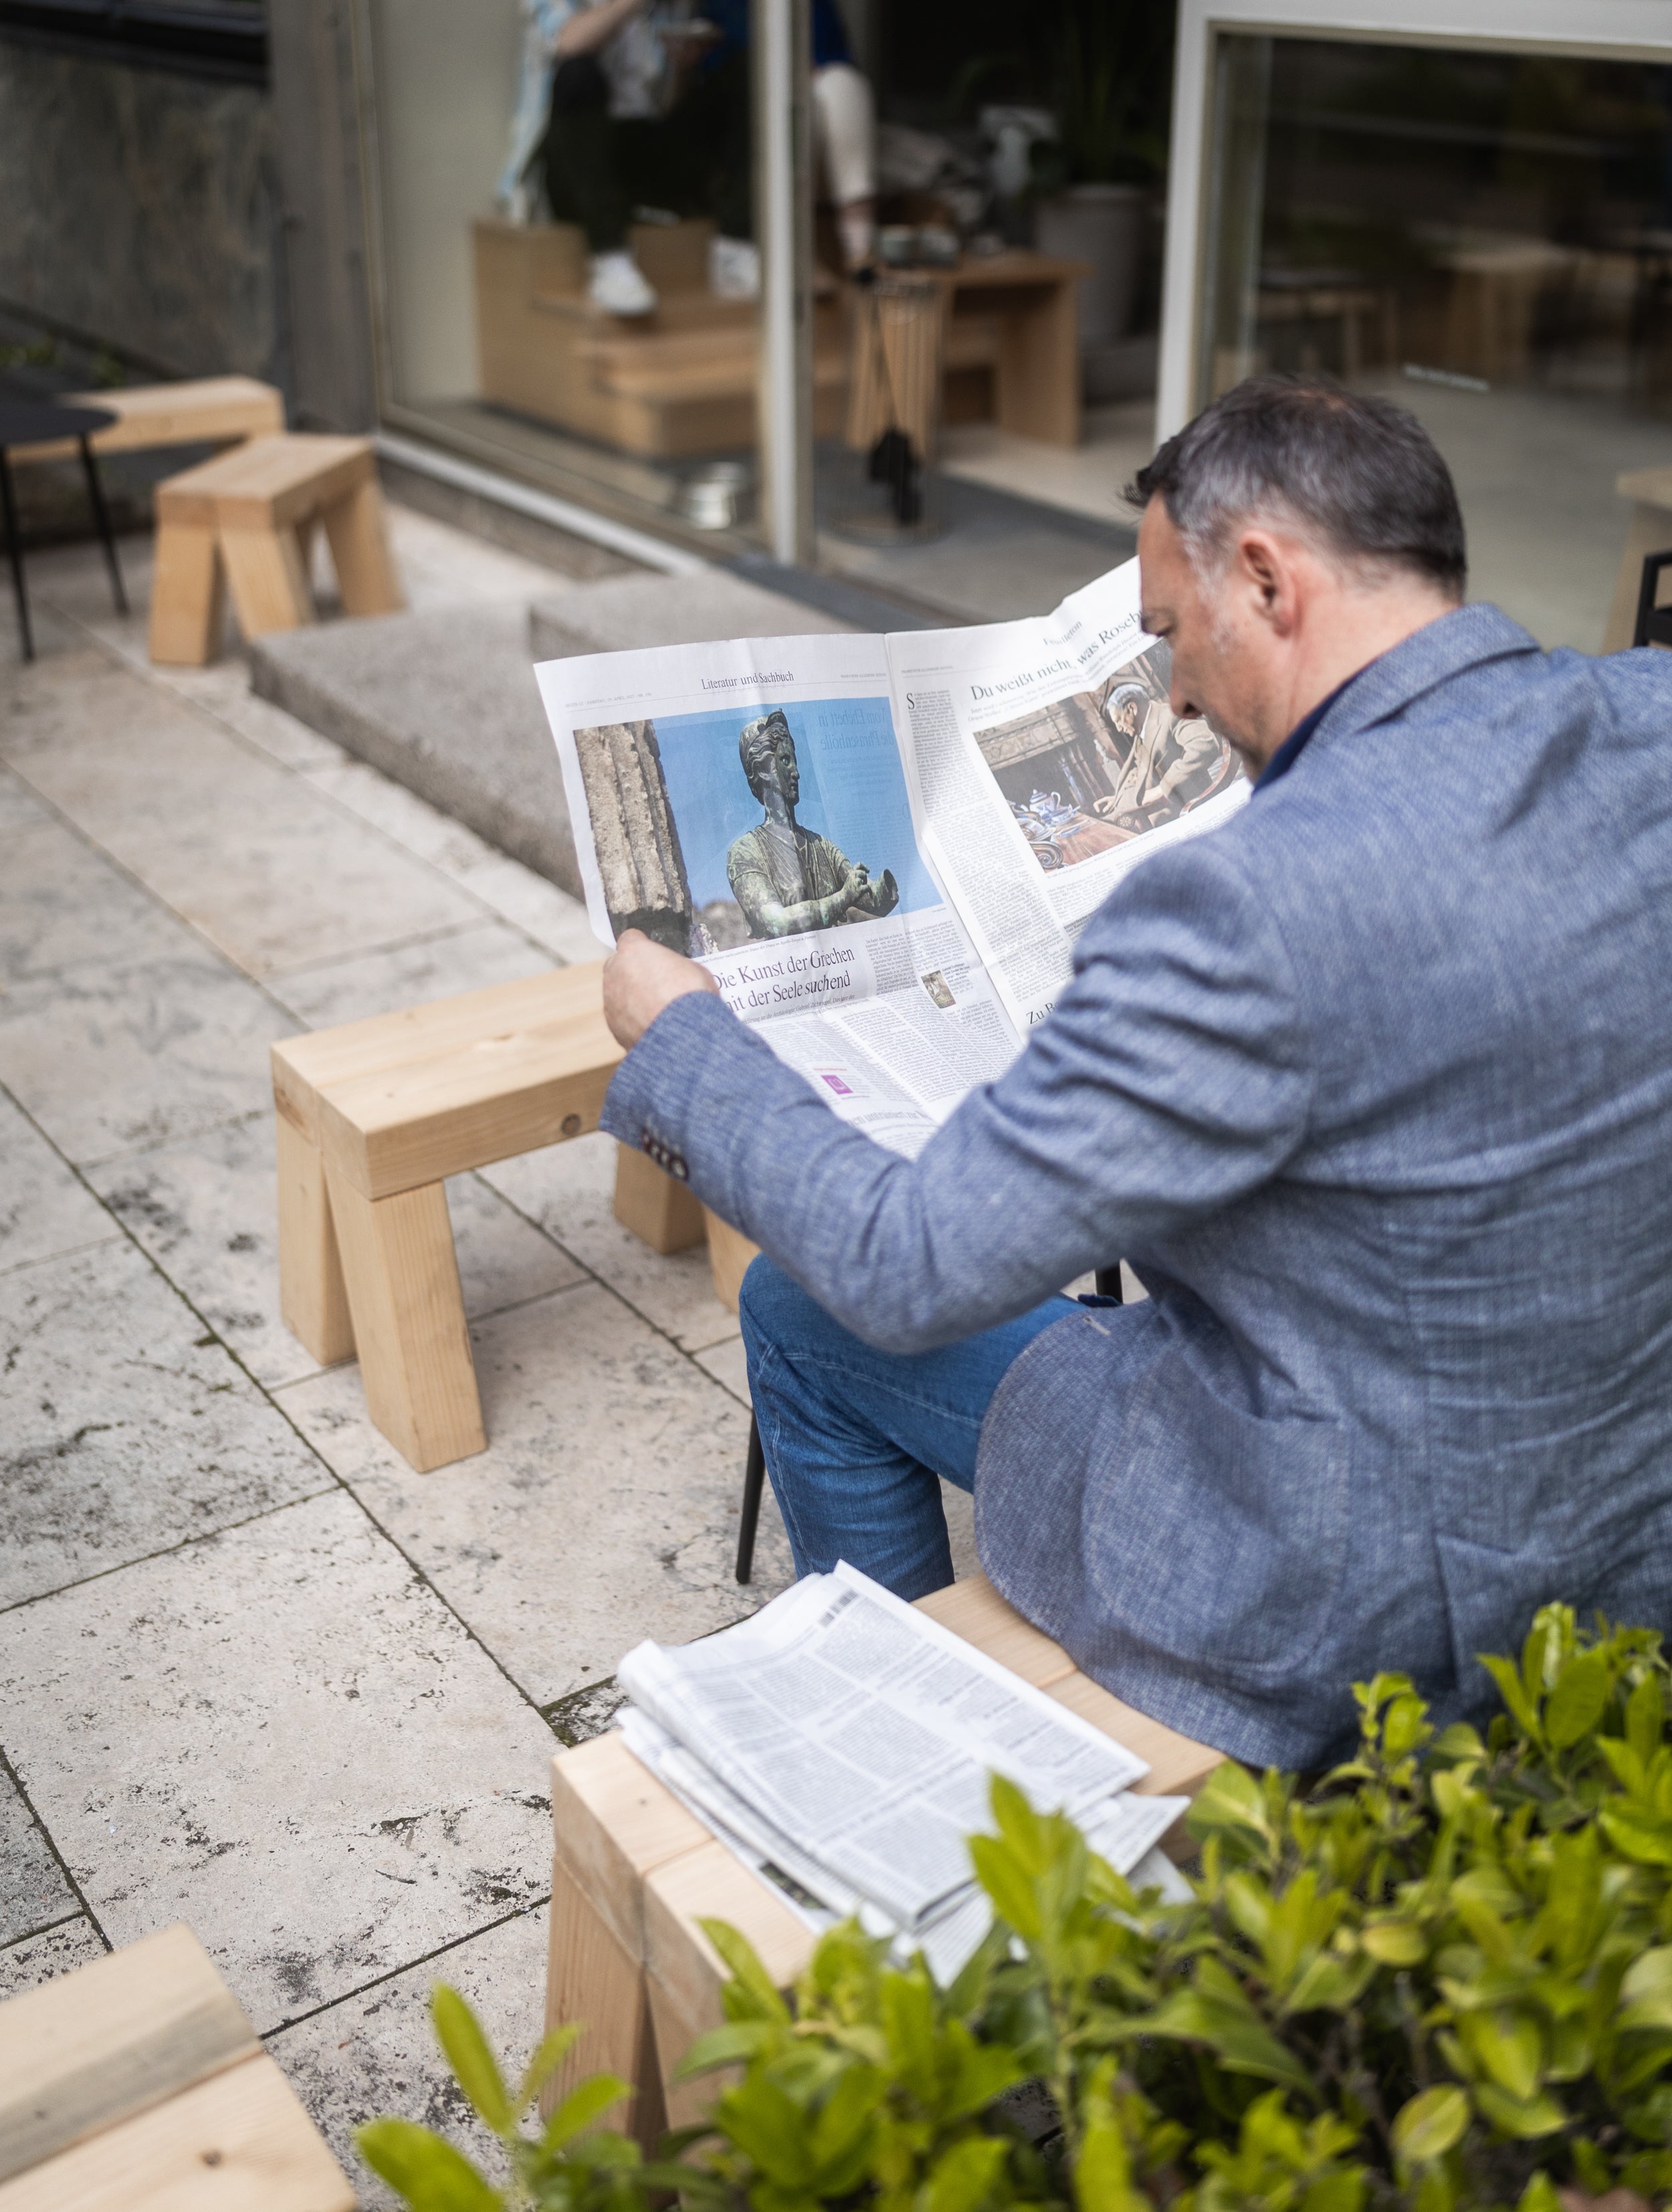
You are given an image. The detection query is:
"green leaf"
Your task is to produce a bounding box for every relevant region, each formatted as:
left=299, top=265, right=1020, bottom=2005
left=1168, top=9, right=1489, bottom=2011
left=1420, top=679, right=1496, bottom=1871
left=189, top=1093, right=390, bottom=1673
left=1187, top=1760, right=1271, bottom=1841
left=1546, top=1648, right=1610, bottom=1749
left=697, top=1918, right=792, bottom=2024
left=1601, top=1804, right=1672, bottom=1866
left=540, top=2072, right=629, bottom=2152
left=968, top=1833, right=1041, bottom=1940
left=674, top=2020, right=779, bottom=2079
left=1628, top=1672, right=1665, bottom=1765
left=1473, top=2084, right=1566, bottom=2139
left=356, top=2119, right=505, bottom=2211
left=1391, top=2086, right=1470, bottom=2165
left=431, top=1987, right=512, bottom=2136
left=1480, top=1653, right=1539, bottom=1738
left=924, top=2134, right=1009, bottom=2212
left=713, top=2076, right=815, bottom=2185
left=512, top=2021, right=581, bottom=2116
left=1467, top=2012, right=1542, bottom=2102
left=1359, top=1918, right=1428, bottom=1967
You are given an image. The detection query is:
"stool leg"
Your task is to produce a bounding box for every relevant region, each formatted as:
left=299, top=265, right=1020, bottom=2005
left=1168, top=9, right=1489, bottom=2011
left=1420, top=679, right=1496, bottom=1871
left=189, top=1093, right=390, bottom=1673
left=275, top=1114, right=355, bottom=1368
left=736, top=1415, right=766, bottom=1585
left=0, top=447, right=33, bottom=663
left=322, top=1162, right=486, bottom=1471
left=612, top=1143, right=706, bottom=1254
left=78, top=435, right=127, bottom=616
left=543, top=1856, right=667, bottom=2152
left=219, top=523, right=314, bottom=639
left=322, top=475, right=402, bottom=616
left=148, top=520, right=224, bottom=666
left=702, top=1205, right=759, bottom=1314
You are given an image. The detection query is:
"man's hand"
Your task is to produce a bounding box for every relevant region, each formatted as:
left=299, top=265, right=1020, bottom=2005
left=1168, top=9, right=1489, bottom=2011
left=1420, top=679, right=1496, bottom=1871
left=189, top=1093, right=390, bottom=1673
left=603, top=928, right=721, bottom=1050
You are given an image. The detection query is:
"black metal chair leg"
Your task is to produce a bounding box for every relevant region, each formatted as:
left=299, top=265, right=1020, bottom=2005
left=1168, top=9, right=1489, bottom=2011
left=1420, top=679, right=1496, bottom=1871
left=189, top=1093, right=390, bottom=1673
left=736, top=1413, right=766, bottom=1585
left=1093, top=1265, right=1125, bottom=1302
left=78, top=435, right=127, bottom=617
left=0, top=448, right=31, bottom=663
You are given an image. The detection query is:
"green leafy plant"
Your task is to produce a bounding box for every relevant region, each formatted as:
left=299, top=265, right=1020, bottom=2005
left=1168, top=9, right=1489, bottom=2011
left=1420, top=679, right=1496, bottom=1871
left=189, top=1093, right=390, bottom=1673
left=364, top=1605, right=1672, bottom=2212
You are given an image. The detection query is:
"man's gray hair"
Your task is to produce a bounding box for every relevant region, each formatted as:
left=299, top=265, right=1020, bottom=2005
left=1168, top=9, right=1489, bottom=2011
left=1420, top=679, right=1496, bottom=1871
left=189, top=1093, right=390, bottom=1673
left=1129, top=375, right=1466, bottom=597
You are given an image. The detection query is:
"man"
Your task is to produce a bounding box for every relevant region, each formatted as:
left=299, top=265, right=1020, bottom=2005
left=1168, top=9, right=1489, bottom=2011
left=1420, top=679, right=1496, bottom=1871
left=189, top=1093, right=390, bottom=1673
left=1096, top=684, right=1234, bottom=833
left=726, top=710, right=900, bottom=940
left=598, top=376, right=1672, bottom=1768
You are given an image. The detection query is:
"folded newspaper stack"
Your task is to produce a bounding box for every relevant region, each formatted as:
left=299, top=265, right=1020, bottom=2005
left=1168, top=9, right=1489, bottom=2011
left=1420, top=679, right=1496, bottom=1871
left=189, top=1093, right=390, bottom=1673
left=617, top=1562, right=1189, bottom=1984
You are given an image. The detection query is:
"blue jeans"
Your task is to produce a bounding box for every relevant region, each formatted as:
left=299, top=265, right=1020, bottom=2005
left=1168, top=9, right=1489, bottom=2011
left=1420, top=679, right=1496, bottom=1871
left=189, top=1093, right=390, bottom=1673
left=738, top=1255, right=1075, bottom=1601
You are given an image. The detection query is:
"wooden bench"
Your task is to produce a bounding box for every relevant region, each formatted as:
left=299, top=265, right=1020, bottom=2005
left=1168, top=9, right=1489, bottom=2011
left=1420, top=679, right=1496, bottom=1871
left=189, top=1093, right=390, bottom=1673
left=0, top=1921, right=352, bottom=2211
left=5, top=374, right=284, bottom=467
left=542, top=1570, right=1222, bottom=2144
left=149, top=432, right=401, bottom=666
left=272, top=961, right=754, bottom=1472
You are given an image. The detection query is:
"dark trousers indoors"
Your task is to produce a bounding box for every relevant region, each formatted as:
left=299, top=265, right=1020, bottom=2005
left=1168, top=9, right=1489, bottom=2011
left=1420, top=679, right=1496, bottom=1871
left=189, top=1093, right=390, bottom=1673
left=542, top=52, right=752, bottom=254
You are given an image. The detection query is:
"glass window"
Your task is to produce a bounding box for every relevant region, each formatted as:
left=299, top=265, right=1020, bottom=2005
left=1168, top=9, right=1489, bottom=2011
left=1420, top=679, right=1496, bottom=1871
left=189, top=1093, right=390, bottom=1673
left=1196, top=33, right=1672, bottom=649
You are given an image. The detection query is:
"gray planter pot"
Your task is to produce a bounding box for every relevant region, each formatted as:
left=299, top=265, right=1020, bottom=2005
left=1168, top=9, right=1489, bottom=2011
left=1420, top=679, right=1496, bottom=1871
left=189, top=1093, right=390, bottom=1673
left=1035, top=183, right=1146, bottom=352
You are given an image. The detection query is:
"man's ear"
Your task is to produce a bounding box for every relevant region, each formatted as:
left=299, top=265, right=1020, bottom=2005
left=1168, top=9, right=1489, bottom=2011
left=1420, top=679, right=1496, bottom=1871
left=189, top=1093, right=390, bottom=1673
left=1235, top=528, right=1301, bottom=635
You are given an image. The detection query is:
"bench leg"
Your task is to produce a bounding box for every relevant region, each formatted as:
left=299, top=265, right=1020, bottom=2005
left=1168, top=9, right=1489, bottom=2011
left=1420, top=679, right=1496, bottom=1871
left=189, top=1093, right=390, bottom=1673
left=148, top=520, right=224, bottom=666
left=612, top=1142, right=706, bottom=1254
left=322, top=476, right=403, bottom=617
left=275, top=1114, right=355, bottom=1369
left=321, top=1163, right=486, bottom=1470
left=994, top=282, right=1081, bottom=447
left=543, top=1855, right=667, bottom=2152
left=702, top=1206, right=759, bottom=1315
left=219, top=522, right=314, bottom=639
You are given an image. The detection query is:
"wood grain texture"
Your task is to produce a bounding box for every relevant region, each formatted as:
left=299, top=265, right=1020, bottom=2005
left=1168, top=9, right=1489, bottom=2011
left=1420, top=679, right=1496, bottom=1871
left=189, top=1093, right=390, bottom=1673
left=153, top=437, right=372, bottom=533
left=0, top=2051, right=354, bottom=2212
left=915, top=1571, right=1075, bottom=1686
left=322, top=474, right=403, bottom=617
left=701, top=1210, right=758, bottom=1315
left=543, top=1857, right=667, bottom=2150
left=322, top=1163, right=486, bottom=1470
left=147, top=520, right=225, bottom=668
left=9, top=377, right=284, bottom=466
left=612, top=1144, right=706, bottom=1255
left=274, top=1112, right=354, bottom=1369
left=550, top=1736, right=710, bottom=1959
left=218, top=525, right=314, bottom=639
left=0, top=1924, right=254, bottom=2186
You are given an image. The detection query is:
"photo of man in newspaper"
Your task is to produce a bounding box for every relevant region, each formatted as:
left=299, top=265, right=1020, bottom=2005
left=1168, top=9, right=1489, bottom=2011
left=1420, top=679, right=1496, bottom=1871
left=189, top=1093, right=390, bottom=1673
left=973, top=643, right=1239, bottom=874
left=726, top=708, right=900, bottom=940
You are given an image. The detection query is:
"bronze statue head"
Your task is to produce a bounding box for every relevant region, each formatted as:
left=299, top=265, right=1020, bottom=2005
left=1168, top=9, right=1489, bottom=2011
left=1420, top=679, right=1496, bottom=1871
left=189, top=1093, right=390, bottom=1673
left=740, top=710, right=799, bottom=806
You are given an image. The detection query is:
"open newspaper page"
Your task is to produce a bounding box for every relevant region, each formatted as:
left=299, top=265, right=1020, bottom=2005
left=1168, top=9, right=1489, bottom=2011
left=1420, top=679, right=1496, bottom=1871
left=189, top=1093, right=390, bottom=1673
left=616, top=1563, right=1174, bottom=1940
left=537, top=631, right=1023, bottom=1156
left=887, top=559, right=1249, bottom=1035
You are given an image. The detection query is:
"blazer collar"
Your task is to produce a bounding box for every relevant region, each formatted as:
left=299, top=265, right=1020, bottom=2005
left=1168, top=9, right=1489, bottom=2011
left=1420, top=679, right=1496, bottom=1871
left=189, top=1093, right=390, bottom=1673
left=1308, top=602, right=1539, bottom=757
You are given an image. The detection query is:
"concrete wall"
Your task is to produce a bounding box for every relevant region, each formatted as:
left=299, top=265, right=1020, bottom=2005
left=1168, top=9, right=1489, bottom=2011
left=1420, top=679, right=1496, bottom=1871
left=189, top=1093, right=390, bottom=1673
left=364, top=0, right=522, bottom=405
left=0, top=41, right=286, bottom=390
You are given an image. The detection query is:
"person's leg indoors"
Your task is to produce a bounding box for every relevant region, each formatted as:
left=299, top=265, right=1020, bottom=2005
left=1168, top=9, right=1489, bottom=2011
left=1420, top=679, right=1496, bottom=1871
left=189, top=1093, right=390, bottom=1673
left=739, top=1254, right=1072, bottom=1601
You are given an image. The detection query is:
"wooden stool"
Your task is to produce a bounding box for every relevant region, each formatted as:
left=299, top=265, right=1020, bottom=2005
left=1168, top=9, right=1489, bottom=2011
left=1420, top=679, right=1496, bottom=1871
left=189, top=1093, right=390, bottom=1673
left=0, top=1922, right=352, bottom=2211
left=6, top=374, right=284, bottom=468
left=542, top=1570, right=1223, bottom=2145
left=149, top=432, right=401, bottom=666
left=271, top=963, right=752, bottom=1473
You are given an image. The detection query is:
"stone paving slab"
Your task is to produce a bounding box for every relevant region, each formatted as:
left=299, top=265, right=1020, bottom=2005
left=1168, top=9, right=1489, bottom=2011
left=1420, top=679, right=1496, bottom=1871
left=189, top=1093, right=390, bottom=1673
left=88, top=1118, right=587, bottom=1391
left=483, top=1132, right=740, bottom=1355
left=0, top=948, right=290, bottom=1165
left=0, top=812, right=195, bottom=985
left=276, top=1281, right=790, bottom=1706
left=0, top=1238, right=329, bottom=1608
left=1, top=1765, right=78, bottom=1943
left=268, top=1904, right=549, bottom=2211
left=0, top=1086, right=121, bottom=1278
left=0, top=761, right=51, bottom=833
left=266, top=921, right=555, bottom=1033
left=0, top=1918, right=107, bottom=2000
left=4, top=666, right=486, bottom=980
left=0, top=1488, right=558, bottom=2034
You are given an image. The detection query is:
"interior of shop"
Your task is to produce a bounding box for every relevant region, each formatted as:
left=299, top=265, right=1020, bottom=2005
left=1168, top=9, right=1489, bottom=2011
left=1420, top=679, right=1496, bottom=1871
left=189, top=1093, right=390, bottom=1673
left=364, top=0, right=1166, bottom=622
left=1198, top=37, right=1672, bottom=651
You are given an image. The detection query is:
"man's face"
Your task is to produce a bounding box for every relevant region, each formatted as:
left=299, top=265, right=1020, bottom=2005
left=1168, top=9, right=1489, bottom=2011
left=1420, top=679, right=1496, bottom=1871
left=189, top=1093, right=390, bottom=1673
left=1138, top=497, right=1279, bottom=771
left=1111, top=698, right=1139, bottom=738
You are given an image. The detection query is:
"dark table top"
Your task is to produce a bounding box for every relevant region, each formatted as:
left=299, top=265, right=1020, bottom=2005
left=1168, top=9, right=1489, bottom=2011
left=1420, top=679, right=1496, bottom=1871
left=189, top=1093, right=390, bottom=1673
left=0, top=399, right=119, bottom=448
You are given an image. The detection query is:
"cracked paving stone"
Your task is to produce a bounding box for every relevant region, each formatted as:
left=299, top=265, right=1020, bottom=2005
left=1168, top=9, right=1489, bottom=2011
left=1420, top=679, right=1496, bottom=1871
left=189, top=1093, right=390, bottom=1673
left=0, top=1764, right=78, bottom=1942
left=0, top=1917, right=108, bottom=2000
left=0, top=1489, right=558, bottom=2033
left=0, top=1239, right=328, bottom=1607
left=0, top=1086, right=120, bottom=1278
left=277, top=1280, right=794, bottom=1706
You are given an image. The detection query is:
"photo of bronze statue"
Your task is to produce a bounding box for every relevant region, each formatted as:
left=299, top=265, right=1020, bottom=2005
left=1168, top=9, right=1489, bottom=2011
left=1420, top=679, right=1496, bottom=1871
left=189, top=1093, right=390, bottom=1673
left=725, top=708, right=900, bottom=938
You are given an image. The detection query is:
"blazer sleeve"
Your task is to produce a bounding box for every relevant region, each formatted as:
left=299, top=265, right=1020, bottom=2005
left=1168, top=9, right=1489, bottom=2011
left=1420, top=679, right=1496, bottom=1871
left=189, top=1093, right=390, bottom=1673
left=601, top=829, right=1315, bottom=1352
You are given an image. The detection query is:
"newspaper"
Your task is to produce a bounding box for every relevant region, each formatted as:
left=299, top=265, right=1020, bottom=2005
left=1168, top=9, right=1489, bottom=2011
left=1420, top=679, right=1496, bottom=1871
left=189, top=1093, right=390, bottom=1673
left=614, top=1562, right=1188, bottom=1981
left=536, top=559, right=1247, bottom=1153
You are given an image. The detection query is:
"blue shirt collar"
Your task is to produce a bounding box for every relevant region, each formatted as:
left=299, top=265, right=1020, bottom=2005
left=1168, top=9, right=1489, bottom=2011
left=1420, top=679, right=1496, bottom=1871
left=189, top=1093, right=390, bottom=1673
left=1251, top=672, right=1360, bottom=794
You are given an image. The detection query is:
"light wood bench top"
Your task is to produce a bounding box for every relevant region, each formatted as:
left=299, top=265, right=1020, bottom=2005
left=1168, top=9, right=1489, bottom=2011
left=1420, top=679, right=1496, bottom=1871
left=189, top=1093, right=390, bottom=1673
left=154, top=433, right=375, bottom=533
left=0, top=1922, right=352, bottom=2211
left=8, top=377, right=284, bottom=466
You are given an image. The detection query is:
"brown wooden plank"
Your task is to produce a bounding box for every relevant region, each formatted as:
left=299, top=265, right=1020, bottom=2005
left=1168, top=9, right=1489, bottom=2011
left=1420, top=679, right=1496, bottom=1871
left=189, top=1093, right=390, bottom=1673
left=9, top=378, right=284, bottom=465
left=0, top=2050, right=354, bottom=2212
left=701, top=1209, right=758, bottom=1315
left=274, top=1113, right=354, bottom=1369
left=154, top=436, right=371, bottom=531
left=613, top=1143, right=707, bottom=1253
left=147, top=520, right=224, bottom=668
left=1044, top=1673, right=1223, bottom=1803
left=322, top=475, right=403, bottom=617
left=550, top=1736, right=710, bottom=1960
left=543, top=1855, right=667, bottom=2150
left=219, top=525, right=314, bottom=639
left=915, top=1571, right=1076, bottom=1687
left=0, top=1924, right=255, bottom=2187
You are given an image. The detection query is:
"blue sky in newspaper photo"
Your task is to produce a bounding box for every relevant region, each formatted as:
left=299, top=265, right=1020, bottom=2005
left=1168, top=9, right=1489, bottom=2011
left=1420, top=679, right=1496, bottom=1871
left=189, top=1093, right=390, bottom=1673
left=653, top=695, right=941, bottom=916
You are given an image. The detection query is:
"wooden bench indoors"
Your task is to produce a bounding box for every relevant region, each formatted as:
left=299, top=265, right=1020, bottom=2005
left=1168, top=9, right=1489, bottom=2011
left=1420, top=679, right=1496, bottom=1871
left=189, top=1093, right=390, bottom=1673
left=149, top=431, right=402, bottom=666
left=272, top=961, right=753, bottom=1474
left=0, top=1921, right=353, bottom=2211
left=542, top=1569, right=1223, bottom=2144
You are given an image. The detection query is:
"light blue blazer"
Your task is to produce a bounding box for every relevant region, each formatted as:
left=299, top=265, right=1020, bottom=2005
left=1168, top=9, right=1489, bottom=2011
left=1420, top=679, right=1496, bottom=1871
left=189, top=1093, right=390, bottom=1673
left=602, top=607, right=1672, bottom=1767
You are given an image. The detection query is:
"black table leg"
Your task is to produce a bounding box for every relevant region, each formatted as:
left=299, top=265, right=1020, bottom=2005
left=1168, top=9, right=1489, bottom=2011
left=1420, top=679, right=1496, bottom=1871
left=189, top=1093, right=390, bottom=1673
left=0, top=447, right=31, bottom=663
left=736, top=1414, right=766, bottom=1585
left=78, top=435, right=127, bottom=617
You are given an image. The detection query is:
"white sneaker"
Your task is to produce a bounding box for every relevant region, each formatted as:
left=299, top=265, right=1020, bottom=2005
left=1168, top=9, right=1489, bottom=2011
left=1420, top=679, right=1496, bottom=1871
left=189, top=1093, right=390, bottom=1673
left=709, top=235, right=760, bottom=301
left=588, top=251, right=657, bottom=316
